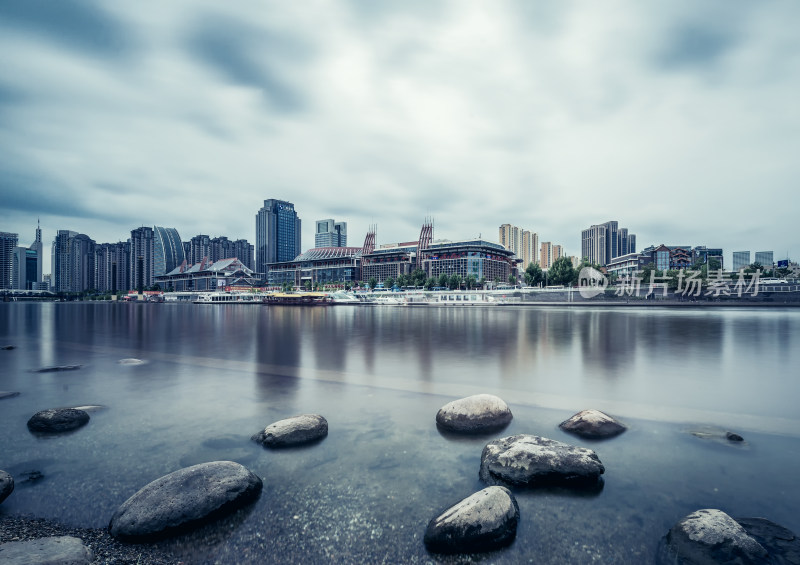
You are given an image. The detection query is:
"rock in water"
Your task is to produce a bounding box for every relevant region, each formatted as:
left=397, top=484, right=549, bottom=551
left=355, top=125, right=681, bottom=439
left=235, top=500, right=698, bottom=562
left=435, top=394, right=513, bottom=433
left=108, top=461, right=262, bottom=542
left=27, top=408, right=90, bottom=433
left=251, top=414, right=328, bottom=447
left=480, top=434, right=605, bottom=487
left=424, top=486, right=519, bottom=554
left=33, top=365, right=82, bottom=372
left=118, top=358, right=146, bottom=365
left=0, top=345, right=15, bottom=350
left=559, top=409, right=627, bottom=439
left=0, top=470, right=13, bottom=504
left=0, top=391, right=21, bottom=400
left=660, top=509, right=768, bottom=564
left=0, top=536, right=93, bottom=564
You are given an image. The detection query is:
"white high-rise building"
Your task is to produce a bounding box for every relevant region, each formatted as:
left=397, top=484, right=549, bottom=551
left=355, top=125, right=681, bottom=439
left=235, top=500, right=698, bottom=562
left=315, top=219, right=347, bottom=248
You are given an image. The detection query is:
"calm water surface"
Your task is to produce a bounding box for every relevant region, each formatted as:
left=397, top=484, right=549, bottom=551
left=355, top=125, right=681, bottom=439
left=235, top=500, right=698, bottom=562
left=1, top=303, right=799, bottom=563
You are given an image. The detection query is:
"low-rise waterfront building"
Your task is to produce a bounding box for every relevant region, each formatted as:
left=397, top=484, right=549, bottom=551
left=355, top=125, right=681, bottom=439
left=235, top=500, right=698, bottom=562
left=156, top=258, right=259, bottom=292
left=422, top=239, right=518, bottom=283
left=267, top=247, right=362, bottom=287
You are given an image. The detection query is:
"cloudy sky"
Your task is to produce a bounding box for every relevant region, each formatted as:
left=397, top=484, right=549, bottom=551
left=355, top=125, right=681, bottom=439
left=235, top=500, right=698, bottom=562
left=2, top=0, right=798, bottom=272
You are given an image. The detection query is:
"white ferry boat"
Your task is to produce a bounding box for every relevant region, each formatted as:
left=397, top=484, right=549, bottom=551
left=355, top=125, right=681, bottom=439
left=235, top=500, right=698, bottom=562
left=193, top=292, right=264, bottom=304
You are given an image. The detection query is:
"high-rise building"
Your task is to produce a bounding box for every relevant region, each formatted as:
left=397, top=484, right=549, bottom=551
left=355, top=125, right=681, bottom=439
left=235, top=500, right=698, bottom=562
left=522, top=230, right=539, bottom=269
left=755, top=251, right=774, bottom=267
left=188, top=234, right=211, bottom=265
left=315, top=219, right=347, bottom=248
left=51, top=230, right=95, bottom=292
left=233, top=239, right=254, bottom=270
left=732, top=251, right=751, bottom=272
left=10, top=222, right=44, bottom=290
left=256, top=199, right=301, bottom=273
left=130, top=227, right=154, bottom=292
left=540, top=242, right=563, bottom=270
left=153, top=227, right=185, bottom=277
left=96, top=242, right=130, bottom=293
left=0, top=232, right=18, bottom=290
left=581, top=221, right=636, bottom=266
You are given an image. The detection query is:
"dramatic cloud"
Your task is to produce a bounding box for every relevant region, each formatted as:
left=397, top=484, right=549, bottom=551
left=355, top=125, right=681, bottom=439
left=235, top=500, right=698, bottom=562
left=1, top=0, right=799, bottom=271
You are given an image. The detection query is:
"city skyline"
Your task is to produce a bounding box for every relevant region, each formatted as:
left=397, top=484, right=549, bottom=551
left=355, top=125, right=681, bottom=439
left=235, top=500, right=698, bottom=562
left=2, top=2, right=799, bottom=272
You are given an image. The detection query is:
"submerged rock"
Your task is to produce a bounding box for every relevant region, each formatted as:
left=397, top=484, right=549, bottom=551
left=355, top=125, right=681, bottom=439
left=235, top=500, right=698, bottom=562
left=0, top=345, right=15, bottom=350
left=659, top=509, right=769, bottom=565
left=108, top=460, right=263, bottom=542
left=688, top=426, right=748, bottom=447
left=33, top=365, right=82, bottom=373
left=424, top=486, right=519, bottom=554
left=0, top=536, right=92, bottom=564
left=251, top=414, right=328, bottom=447
left=0, top=470, right=13, bottom=504
left=559, top=409, right=626, bottom=439
left=27, top=408, right=90, bottom=433
left=436, top=394, right=513, bottom=433
left=480, top=434, right=605, bottom=487
left=0, top=391, right=20, bottom=400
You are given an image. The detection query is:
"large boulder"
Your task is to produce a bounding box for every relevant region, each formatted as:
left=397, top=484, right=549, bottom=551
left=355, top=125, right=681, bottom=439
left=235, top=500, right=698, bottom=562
left=436, top=394, right=513, bottom=433
left=480, top=434, right=605, bottom=487
left=0, top=470, right=13, bottom=504
left=251, top=414, right=328, bottom=447
left=27, top=408, right=90, bottom=433
left=424, top=486, right=519, bottom=554
left=659, top=509, right=770, bottom=564
left=0, top=536, right=92, bottom=564
left=559, top=409, right=627, bottom=439
left=109, top=461, right=262, bottom=542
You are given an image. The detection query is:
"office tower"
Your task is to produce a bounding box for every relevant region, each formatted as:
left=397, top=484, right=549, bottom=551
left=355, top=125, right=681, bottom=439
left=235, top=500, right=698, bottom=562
left=315, top=219, right=348, bottom=247
left=96, top=242, right=130, bottom=293
left=755, top=251, right=774, bottom=267
left=153, top=227, right=185, bottom=277
left=0, top=232, right=18, bottom=290
left=732, top=251, right=751, bottom=272
left=581, top=221, right=636, bottom=266
left=233, top=239, right=254, bottom=270
left=189, top=234, right=211, bottom=265
left=130, top=227, right=154, bottom=292
left=256, top=199, right=301, bottom=273
left=51, top=230, right=95, bottom=292
left=10, top=222, right=44, bottom=290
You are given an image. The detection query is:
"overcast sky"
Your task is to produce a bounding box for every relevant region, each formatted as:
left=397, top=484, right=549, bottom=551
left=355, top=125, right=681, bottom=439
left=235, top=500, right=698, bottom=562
left=2, top=0, right=798, bottom=273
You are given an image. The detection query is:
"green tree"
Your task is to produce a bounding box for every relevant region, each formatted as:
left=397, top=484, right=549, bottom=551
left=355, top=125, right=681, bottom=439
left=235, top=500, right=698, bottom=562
left=385, top=276, right=395, bottom=289
left=479, top=276, right=486, bottom=288
left=396, top=274, right=407, bottom=288
left=524, top=262, right=544, bottom=287
left=424, top=277, right=436, bottom=290
left=466, top=274, right=477, bottom=289
left=547, top=256, right=575, bottom=286
left=304, top=280, right=312, bottom=291
left=411, top=269, right=427, bottom=287
left=508, top=274, right=517, bottom=286
left=437, top=273, right=449, bottom=289
left=368, top=277, right=378, bottom=290
left=448, top=274, right=462, bottom=290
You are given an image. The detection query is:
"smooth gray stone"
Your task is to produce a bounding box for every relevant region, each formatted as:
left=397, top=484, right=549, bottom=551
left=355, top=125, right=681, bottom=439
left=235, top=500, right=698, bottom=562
left=33, top=365, right=82, bottom=373
left=0, top=470, right=13, bottom=504
left=480, top=434, right=605, bottom=487
left=0, top=345, right=15, bottom=350
left=27, top=409, right=90, bottom=433
left=108, top=460, right=263, bottom=542
left=737, top=517, right=800, bottom=565
left=661, top=509, right=769, bottom=565
left=0, top=391, right=21, bottom=400
left=436, top=394, right=513, bottom=433
left=424, top=486, right=519, bottom=554
left=0, top=536, right=93, bottom=564
left=559, top=409, right=627, bottom=439
left=251, top=414, right=328, bottom=447
left=117, top=358, right=146, bottom=365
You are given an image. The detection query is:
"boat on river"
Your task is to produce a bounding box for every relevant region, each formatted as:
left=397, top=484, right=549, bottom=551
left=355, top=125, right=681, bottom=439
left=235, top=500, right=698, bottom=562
left=193, top=292, right=265, bottom=304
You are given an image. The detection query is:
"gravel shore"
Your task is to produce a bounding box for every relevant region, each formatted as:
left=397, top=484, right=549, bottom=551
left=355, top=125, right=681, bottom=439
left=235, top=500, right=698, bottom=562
left=0, top=516, right=183, bottom=564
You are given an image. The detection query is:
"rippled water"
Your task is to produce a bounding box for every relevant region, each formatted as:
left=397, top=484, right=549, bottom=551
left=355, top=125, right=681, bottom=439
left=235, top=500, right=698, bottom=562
left=1, top=303, right=799, bottom=563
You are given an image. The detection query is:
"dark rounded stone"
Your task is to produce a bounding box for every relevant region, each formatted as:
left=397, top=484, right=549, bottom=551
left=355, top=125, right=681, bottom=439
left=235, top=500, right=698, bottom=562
left=480, top=434, right=605, bottom=487
left=251, top=414, right=328, bottom=447
left=436, top=394, right=513, bottom=433
left=726, top=431, right=744, bottom=442
left=559, top=409, right=627, bottom=439
left=27, top=408, right=90, bottom=433
left=108, top=461, right=263, bottom=542
left=0, top=470, right=13, bottom=505
left=424, top=486, right=519, bottom=554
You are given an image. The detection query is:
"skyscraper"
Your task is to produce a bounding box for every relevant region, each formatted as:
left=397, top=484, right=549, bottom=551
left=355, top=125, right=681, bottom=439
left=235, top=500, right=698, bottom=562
left=539, top=242, right=563, bottom=270
left=130, top=227, right=154, bottom=292
left=233, top=239, right=254, bottom=270
left=189, top=234, right=211, bottom=265
left=315, top=219, right=347, bottom=247
left=732, top=251, right=751, bottom=272
left=96, top=242, right=130, bottom=293
left=755, top=251, right=774, bottom=267
left=51, top=230, right=95, bottom=292
left=153, top=227, right=185, bottom=277
left=0, top=232, right=18, bottom=290
left=581, top=221, right=636, bottom=266
left=522, top=230, right=539, bottom=269
left=256, top=199, right=301, bottom=273
left=499, top=224, right=539, bottom=268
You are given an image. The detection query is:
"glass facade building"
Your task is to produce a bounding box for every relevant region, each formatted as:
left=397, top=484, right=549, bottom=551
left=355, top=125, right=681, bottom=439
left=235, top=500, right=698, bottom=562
left=256, top=199, right=301, bottom=273
left=154, top=227, right=185, bottom=277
